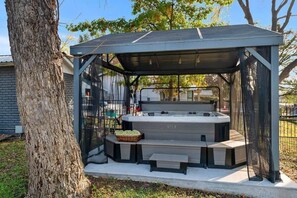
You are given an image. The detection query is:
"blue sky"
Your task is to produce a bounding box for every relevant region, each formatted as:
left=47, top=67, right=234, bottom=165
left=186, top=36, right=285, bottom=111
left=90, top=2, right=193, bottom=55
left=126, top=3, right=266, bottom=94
left=0, top=0, right=296, bottom=55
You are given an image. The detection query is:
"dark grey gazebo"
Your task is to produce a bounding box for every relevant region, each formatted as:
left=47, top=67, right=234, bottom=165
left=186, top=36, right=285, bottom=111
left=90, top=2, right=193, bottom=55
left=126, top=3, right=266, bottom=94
left=70, top=24, right=283, bottom=182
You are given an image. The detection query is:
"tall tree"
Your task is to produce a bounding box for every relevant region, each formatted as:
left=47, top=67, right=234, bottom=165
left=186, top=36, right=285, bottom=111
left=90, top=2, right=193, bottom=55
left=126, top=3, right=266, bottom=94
left=5, top=0, right=90, bottom=197
left=68, top=0, right=233, bottom=100
left=237, top=0, right=297, bottom=83
left=68, top=0, right=233, bottom=34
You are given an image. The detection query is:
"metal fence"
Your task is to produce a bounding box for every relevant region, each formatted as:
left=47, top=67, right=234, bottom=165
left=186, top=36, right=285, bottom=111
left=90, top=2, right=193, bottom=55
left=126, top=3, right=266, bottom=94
left=279, top=104, right=297, bottom=154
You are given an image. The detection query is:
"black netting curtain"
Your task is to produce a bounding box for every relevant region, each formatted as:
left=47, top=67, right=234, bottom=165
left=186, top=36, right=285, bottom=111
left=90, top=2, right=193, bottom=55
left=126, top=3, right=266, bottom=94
left=80, top=59, right=107, bottom=165
left=240, top=47, right=274, bottom=182
left=230, top=70, right=244, bottom=134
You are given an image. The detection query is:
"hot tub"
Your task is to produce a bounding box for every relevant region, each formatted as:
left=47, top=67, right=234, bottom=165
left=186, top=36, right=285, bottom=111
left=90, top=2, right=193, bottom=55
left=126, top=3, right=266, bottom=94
left=123, top=111, right=229, bottom=123
left=122, top=110, right=230, bottom=142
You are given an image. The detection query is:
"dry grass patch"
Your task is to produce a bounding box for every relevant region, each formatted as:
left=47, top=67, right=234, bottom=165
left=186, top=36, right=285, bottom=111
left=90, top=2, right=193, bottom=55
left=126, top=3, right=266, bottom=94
left=280, top=149, right=297, bottom=182
left=89, top=177, right=248, bottom=198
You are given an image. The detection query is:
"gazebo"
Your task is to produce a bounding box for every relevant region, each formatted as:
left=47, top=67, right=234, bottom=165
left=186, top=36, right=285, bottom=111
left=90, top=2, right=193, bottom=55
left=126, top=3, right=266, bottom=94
left=70, top=24, right=283, bottom=183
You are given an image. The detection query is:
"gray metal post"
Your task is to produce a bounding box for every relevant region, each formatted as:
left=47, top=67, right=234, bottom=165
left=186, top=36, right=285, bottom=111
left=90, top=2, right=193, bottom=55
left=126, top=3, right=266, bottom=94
left=73, top=57, right=81, bottom=142
left=271, top=46, right=280, bottom=181
left=229, top=73, right=234, bottom=127
left=124, top=75, right=131, bottom=113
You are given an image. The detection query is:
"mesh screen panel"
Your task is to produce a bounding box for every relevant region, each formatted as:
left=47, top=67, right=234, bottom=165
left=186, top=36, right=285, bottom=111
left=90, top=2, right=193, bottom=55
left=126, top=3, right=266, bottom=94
left=80, top=62, right=106, bottom=164
left=80, top=59, right=126, bottom=165
left=230, top=71, right=244, bottom=133
left=240, top=47, right=272, bottom=181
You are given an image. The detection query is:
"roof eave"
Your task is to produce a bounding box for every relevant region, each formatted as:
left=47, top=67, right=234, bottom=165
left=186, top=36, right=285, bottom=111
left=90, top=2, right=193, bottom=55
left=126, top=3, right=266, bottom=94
left=126, top=66, right=239, bottom=76
left=70, top=35, right=284, bottom=56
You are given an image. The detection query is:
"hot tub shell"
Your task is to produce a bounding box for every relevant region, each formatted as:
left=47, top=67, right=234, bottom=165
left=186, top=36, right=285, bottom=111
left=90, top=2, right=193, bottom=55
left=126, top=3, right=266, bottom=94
left=122, top=111, right=230, bottom=142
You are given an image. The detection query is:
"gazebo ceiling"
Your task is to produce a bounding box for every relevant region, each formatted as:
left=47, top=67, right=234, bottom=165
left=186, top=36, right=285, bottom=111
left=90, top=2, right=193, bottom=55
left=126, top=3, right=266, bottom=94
left=116, top=48, right=239, bottom=75
left=70, top=24, right=283, bottom=75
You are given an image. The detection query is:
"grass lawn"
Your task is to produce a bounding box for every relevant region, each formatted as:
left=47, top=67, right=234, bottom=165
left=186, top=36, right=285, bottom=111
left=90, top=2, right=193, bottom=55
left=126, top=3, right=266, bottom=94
left=0, top=139, right=28, bottom=198
left=89, top=177, right=244, bottom=198
left=0, top=136, right=296, bottom=198
left=280, top=148, right=297, bottom=182
left=0, top=138, right=247, bottom=198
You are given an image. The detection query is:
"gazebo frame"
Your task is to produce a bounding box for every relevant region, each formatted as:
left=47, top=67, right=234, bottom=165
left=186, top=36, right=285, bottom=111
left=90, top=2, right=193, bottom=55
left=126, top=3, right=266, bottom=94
left=70, top=24, right=283, bottom=182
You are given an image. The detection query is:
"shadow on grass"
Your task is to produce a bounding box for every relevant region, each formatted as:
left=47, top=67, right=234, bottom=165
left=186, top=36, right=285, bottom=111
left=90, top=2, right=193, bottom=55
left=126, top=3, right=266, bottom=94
left=89, top=176, right=248, bottom=198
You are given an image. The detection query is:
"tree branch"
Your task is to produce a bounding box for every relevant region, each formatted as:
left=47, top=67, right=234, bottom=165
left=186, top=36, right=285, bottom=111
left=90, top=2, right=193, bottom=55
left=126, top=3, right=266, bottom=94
left=279, top=58, right=297, bottom=82
left=276, top=0, right=289, bottom=13
left=283, top=30, right=294, bottom=35
left=272, top=0, right=278, bottom=31
left=169, top=0, right=174, bottom=30
left=278, top=14, right=297, bottom=21
left=279, top=90, right=297, bottom=96
left=237, top=0, right=255, bottom=25
left=148, top=22, right=159, bottom=31
left=279, top=0, right=296, bottom=33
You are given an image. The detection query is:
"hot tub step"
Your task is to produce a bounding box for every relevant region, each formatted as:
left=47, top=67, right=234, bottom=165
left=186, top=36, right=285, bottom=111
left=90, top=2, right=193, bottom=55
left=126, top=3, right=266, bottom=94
left=137, top=139, right=206, bottom=166
left=207, top=140, right=246, bottom=168
left=149, top=153, right=188, bottom=174
left=104, top=135, right=138, bottom=163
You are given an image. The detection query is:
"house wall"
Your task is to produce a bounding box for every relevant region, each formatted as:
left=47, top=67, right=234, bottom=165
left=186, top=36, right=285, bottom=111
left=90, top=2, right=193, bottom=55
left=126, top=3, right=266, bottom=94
left=0, top=67, right=74, bottom=134
left=64, top=73, right=74, bottom=119
left=0, top=66, right=21, bottom=133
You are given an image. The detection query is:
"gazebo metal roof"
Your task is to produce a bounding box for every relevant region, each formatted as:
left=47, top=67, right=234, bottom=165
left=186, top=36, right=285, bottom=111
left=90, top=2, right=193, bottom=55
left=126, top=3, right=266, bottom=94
left=71, top=24, right=282, bottom=54
left=70, top=24, right=283, bottom=75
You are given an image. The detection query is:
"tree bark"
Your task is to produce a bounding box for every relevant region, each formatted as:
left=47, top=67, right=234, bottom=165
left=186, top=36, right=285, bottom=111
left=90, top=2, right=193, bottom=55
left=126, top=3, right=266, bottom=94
left=5, top=0, right=90, bottom=197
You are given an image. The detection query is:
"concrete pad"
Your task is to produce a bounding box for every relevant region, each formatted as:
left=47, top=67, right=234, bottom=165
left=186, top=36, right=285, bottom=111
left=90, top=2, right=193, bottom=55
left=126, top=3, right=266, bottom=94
left=85, top=159, right=297, bottom=198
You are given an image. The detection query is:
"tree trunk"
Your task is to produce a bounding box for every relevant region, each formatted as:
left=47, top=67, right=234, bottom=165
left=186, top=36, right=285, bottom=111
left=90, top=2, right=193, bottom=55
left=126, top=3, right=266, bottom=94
left=5, top=0, right=90, bottom=197
left=168, top=77, right=174, bottom=101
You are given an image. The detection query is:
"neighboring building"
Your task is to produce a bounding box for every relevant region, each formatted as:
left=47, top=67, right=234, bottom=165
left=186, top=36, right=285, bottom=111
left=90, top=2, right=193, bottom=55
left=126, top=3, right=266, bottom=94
left=0, top=54, right=74, bottom=134
left=138, top=85, right=216, bottom=102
